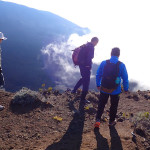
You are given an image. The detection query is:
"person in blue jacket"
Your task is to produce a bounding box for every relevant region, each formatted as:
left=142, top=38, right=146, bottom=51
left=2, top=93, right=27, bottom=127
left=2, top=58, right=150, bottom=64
left=72, top=37, right=99, bottom=104
left=95, top=47, right=129, bottom=128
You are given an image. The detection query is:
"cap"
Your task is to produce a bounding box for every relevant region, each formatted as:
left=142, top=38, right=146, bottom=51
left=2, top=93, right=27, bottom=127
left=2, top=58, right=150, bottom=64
left=0, top=32, right=7, bottom=40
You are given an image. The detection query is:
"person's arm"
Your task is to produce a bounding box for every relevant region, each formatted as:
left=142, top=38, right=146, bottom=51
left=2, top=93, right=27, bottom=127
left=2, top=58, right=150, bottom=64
left=85, top=45, right=94, bottom=68
left=120, top=63, right=129, bottom=92
left=96, top=61, right=105, bottom=90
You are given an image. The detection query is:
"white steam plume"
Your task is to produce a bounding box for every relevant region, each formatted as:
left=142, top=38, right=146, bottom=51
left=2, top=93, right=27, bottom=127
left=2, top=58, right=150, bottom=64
left=41, top=33, right=97, bottom=90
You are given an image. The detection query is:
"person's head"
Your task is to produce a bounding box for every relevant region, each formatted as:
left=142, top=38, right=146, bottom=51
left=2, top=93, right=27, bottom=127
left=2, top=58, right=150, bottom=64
left=111, top=47, right=120, bottom=57
left=91, top=37, right=99, bottom=46
left=0, top=32, right=7, bottom=44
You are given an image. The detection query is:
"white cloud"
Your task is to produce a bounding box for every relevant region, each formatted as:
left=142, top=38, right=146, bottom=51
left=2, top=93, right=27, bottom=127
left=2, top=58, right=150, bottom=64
left=41, top=32, right=150, bottom=90
left=3, top=0, right=150, bottom=90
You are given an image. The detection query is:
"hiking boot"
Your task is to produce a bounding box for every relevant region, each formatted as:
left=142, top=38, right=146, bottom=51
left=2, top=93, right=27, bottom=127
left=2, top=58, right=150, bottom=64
left=84, top=99, right=90, bottom=104
left=109, top=120, right=116, bottom=126
left=0, top=105, right=4, bottom=111
left=80, top=99, right=90, bottom=105
left=71, top=90, right=76, bottom=94
left=94, top=121, right=100, bottom=128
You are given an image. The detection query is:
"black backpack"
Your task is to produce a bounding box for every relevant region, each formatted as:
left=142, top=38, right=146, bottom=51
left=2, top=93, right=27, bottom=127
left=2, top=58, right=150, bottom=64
left=101, top=60, right=121, bottom=93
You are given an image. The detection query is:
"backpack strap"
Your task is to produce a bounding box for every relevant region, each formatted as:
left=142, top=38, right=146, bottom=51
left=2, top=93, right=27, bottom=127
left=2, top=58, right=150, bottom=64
left=116, top=60, right=121, bottom=71
left=106, top=59, right=110, bottom=64
left=106, top=59, right=121, bottom=65
left=106, top=60, right=122, bottom=76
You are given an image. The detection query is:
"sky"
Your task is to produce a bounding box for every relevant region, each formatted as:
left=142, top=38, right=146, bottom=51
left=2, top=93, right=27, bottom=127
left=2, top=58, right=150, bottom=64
left=2, top=0, right=150, bottom=90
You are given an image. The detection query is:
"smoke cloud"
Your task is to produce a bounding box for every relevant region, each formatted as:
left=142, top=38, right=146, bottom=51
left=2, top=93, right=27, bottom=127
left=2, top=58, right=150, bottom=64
left=41, top=33, right=150, bottom=92
left=40, top=33, right=100, bottom=91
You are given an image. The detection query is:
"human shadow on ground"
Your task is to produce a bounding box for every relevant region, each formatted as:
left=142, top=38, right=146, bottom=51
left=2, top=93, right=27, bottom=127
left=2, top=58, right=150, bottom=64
left=45, top=100, right=85, bottom=150
left=109, top=126, right=123, bottom=150
left=94, top=128, right=109, bottom=150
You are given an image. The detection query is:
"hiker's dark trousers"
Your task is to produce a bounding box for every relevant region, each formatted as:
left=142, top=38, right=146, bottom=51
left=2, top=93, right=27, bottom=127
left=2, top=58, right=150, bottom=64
left=96, top=92, right=120, bottom=122
left=73, top=65, right=91, bottom=94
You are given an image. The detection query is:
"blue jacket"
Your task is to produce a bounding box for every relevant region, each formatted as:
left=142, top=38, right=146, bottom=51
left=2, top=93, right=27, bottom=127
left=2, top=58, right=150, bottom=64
left=96, top=56, right=129, bottom=95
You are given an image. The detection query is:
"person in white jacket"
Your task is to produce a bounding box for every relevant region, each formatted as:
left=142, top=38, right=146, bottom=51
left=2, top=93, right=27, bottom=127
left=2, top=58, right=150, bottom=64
left=0, top=32, right=7, bottom=111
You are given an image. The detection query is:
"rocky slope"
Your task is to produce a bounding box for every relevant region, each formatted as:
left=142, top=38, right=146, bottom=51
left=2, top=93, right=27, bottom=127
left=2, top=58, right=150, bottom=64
left=0, top=89, right=150, bottom=150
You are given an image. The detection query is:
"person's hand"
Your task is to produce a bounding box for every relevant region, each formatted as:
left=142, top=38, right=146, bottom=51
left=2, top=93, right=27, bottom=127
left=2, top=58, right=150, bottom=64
left=97, top=86, right=100, bottom=91
left=85, top=66, right=90, bottom=68
left=85, top=66, right=91, bottom=70
left=124, top=91, right=130, bottom=94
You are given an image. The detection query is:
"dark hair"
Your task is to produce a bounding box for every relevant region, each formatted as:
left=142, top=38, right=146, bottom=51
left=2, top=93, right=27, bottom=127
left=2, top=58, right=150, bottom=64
left=111, top=47, right=120, bottom=57
left=91, top=37, right=99, bottom=42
